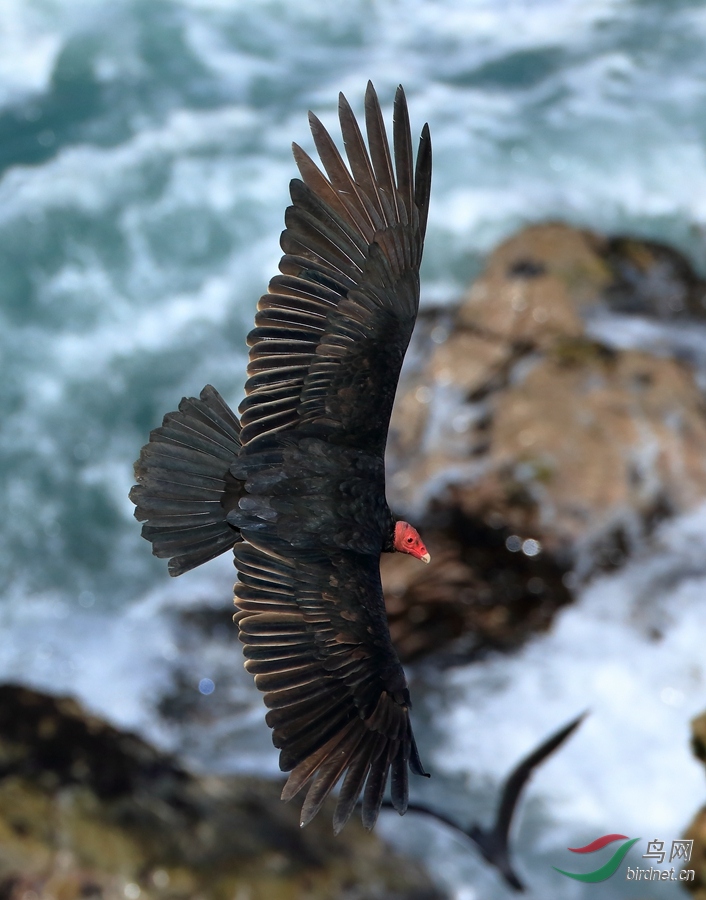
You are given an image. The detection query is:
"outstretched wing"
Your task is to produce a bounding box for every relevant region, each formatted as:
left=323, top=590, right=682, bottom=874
left=234, top=537, right=426, bottom=833
left=492, top=712, right=587, bottom=850
left=239, top=80, right=431, bottom=456
left=232, top=83, right=432, bottom=831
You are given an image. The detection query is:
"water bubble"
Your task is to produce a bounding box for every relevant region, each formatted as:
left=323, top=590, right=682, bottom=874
left=505, top=535, right=522, bottom=552
left=199, top=678, right=215, bottom=695
left=522, top=538, right=541, bottom=557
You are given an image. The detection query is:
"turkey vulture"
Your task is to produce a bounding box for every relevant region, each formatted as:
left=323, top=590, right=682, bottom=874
left=130, top=82, right=432, bottom=833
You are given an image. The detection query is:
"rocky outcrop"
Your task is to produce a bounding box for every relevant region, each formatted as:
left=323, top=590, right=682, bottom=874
left=0, top=684, right=445, bottom=900
left=382, top=224, right=706, bottom=660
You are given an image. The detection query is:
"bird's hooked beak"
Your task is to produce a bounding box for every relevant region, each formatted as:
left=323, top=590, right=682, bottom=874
left=394, top=521, right=431, bottom=563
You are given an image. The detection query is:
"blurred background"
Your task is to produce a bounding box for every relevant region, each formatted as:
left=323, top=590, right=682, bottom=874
left=3, top=0, right=706, bottom=897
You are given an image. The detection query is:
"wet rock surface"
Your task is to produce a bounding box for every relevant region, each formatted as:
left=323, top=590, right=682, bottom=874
left=0, top=684, right=445, bottom=900
left=383, top=223, right=706, bottom=660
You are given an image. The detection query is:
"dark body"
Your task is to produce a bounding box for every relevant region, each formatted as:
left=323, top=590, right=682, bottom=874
left=131, top=83, right=432, bottom=833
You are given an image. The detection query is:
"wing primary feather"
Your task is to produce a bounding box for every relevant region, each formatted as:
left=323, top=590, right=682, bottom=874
left=393, top=85, right=414, bottom=224
left=409, top=730, right=430, bottom=778
left=293, top=144, right=377, bottom=244
left=332, top=732, right=384, bottom=835
left=414, top=122, right=432, bottom=241
left=299, top=723, right=367, bottom=827
left=307, top=111, right=378, bottom=234
left=364, top=81, right=400, bottom=223
left=292, top=142, right=355, bottom=225
left=390, top=737, right=410, bottom=814
left=288, top=178, right=371, bottom=259
left=361, top=740, right=395, bottom=831
left=338, top=91, right=387, bottom=226
left=281, top=718, right=359, bottom=799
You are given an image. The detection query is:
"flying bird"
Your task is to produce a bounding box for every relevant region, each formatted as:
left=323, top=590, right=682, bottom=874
left=380, top=712, right=587, bottom=891
left=130, top=82, right=432, bottom=834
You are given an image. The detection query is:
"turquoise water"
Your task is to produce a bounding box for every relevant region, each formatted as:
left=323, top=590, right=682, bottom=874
left=3, top=2, right=706, bottom=897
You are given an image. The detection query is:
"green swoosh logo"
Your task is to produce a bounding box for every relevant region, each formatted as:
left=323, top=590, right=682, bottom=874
left=553, top=837, right=640, bottom=882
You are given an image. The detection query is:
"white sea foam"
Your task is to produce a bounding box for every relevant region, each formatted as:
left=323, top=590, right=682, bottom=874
left=0, top=1, right=64, bottom=106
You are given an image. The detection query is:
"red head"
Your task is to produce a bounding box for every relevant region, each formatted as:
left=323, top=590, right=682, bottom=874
left=394, top=521, right=431, bottom=563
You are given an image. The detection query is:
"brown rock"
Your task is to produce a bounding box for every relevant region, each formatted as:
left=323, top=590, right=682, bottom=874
left=384, top=223, right=706, bottom=660
left=0, top=685, right=446, bottom=900
left=459, top=346, right=706, bottom=556
left=458, top=223, right=610, bottom=343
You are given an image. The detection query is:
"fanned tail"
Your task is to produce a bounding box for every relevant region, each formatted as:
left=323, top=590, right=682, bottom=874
left=130, top=385, right=244, bottom=576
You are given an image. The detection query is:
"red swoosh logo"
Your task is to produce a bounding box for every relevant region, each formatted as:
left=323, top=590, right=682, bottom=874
left=569, top=834, right=630, bottom=853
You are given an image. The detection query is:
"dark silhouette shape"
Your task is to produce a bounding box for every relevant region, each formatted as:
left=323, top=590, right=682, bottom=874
left=130, top=83, right=433, bottom=833
left=381, top=712, right=587, bottom=891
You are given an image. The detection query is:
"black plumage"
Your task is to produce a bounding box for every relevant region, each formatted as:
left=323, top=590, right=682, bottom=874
left=131, top=82, right=432, bottom=832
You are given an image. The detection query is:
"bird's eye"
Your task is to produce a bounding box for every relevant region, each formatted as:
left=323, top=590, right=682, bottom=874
left=406, top=536, right=413, bottom=543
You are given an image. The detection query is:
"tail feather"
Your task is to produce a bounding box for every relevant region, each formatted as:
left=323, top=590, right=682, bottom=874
left=131, top=385, right=244, bottom=576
